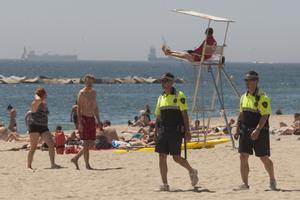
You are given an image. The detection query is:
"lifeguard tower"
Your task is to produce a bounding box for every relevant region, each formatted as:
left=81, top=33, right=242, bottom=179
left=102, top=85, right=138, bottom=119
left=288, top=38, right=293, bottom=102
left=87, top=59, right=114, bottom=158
left=168, top=9, right=240, bottom=148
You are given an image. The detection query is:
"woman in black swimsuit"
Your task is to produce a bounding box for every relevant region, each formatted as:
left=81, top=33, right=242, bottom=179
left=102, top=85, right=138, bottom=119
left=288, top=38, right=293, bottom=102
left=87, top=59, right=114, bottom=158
left=27, top=87, right=61, bottom=169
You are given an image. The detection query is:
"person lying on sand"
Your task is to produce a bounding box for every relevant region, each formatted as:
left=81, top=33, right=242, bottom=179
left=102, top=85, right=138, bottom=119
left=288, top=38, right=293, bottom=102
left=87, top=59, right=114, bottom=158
left=191, top=120, right=201, bottom=131
left=272, top=113, right=300, bottom=135
left=0, top=144, right=29, bottom=152
left=127, top=133, right=156, bottom=148
left=111, top=134, right=155, bottom=149
left=291, top=113, right=300, bottom=130
left=112, top=123, right=156, bottom=149
left=130, top=110, right=150, bottom=127
left=0, top=124, right=9, bottom=141
left=0, top=144, right=48, bottom=152
left=139, top=122, right=155, bottom=137
left=0, top=123, right=29, bottom=142
left=162, top=28, right=217, bottom=62
left=121, top=121, right=156, bottom=141
left=130, top=123, right=156, bottom=144
left=214, top=119, right=235, bottom=134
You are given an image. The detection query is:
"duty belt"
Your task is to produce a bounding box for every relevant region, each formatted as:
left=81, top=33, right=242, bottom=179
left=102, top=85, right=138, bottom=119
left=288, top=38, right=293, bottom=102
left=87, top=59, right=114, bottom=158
left=240, top=123, right=268, bottom=133
left=160, top=125, right=185, bottom=133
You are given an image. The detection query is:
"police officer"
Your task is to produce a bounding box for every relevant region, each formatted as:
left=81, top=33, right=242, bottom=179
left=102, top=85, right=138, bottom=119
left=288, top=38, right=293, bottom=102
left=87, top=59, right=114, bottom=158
left=234, top=71, right=277, bottom=190
left=154, top=72, right=198, bottom=191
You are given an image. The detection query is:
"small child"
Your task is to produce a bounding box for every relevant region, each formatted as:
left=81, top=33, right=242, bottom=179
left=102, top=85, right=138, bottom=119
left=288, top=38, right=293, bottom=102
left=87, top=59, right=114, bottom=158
left=55, top=125, right=65, bottom=154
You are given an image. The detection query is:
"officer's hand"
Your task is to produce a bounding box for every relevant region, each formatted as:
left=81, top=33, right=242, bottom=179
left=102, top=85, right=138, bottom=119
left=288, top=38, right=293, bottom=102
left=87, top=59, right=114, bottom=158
left=234, top=133, right=239, bottom=140
left=185, top=132, right=192, bottom=142
left=250, top=129, right=260, bottom=141
left=234, top=128, right=240, bottom=140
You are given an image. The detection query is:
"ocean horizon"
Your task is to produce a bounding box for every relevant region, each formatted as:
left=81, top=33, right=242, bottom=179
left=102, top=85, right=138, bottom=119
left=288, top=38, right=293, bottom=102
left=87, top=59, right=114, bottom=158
left=0, top=60, right=299, bottom=133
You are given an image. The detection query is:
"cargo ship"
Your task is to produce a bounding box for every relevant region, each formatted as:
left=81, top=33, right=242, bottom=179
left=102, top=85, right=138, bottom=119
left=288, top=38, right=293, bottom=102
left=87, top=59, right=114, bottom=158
left=21, top=47, right=78, bottom=61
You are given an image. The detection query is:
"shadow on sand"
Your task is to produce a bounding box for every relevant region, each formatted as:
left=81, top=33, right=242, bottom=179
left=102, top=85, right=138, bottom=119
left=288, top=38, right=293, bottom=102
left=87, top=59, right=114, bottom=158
left=44, top=166, right=68, bottom=170
left=89, top=167, right=124, bottom=171
left=264, top=188, right=300, bottom=192
left=156, top=186, right=216, bottom=193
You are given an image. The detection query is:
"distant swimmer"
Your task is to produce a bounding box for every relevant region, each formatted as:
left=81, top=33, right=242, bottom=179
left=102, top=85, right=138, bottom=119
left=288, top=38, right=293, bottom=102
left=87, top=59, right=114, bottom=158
left=71, top=74, right=101, bottom=170
left=162, top=28, right=217, bottom=62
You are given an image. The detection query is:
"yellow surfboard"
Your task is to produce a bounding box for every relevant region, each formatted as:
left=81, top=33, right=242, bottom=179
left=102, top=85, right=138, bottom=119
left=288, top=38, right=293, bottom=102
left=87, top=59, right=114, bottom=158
left=113, top=137, right=230, bottom=153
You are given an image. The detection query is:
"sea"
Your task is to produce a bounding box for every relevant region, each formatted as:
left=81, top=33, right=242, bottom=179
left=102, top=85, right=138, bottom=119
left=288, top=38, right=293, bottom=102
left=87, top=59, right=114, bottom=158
left=0, top=60, right=299, bottom=133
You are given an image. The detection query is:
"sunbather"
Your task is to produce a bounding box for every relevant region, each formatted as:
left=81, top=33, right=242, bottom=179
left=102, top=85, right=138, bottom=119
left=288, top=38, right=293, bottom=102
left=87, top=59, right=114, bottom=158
left=272, top=114, right=300, bottom=135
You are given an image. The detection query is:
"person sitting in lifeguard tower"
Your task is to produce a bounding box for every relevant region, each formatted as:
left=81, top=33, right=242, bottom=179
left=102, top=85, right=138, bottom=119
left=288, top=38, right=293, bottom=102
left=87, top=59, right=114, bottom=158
left=162, top=28, right=217, bottom=62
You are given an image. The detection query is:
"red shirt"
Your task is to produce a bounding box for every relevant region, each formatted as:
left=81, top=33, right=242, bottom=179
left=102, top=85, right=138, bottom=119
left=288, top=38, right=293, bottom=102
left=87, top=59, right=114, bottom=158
left=193, top=35, right=217, bottom=61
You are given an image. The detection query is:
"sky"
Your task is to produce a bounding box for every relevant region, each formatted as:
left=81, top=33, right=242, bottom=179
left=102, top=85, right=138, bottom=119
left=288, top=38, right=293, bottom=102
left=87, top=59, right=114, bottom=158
left=0, top=0, right=299, bottom=62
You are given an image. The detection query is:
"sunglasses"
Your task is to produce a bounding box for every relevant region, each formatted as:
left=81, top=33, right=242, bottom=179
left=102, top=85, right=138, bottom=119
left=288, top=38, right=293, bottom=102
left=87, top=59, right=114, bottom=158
left=162, top=79, right=172, bottom=83
left=244, top=79, right=256, bottom=82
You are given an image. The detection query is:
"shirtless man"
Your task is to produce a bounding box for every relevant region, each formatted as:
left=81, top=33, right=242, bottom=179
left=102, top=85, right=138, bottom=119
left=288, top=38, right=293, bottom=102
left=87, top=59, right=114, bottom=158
left=102, top=121, right=119, bottom=144
left=71, top=74, right=100, bottom=170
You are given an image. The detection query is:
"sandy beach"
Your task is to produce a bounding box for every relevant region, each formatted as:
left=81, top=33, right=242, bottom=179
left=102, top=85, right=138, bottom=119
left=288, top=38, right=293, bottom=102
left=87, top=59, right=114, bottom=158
left=0, top=114, right=299, bottom=200
left=1, top=0, right=300, bottom=199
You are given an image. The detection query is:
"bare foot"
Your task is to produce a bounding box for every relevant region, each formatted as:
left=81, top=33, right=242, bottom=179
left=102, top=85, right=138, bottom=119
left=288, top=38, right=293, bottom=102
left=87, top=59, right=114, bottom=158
left=165, top=50, right=172, bottom=56
left=51, top=164, right=62, bottom=169
left=161, top=45, right=168, bottom=56
left=162, top=45, right=170, bottom=56
left=28, top=165, right=35, bottom=170
left=71, top=158, right=80, bottom=170
left=86, top=165, right=94, bottom=170
left=162, top=45, right=166, bottom=53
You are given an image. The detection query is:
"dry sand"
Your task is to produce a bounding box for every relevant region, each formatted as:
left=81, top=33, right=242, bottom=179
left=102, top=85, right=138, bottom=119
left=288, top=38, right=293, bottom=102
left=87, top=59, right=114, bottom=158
left=0, top=115, right=299, bottom=200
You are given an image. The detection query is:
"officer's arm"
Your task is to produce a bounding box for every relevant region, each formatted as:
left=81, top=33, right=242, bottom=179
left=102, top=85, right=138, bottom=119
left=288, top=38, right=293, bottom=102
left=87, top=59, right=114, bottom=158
left=236, top=112, right=243, bottom=134
left=154, top=115, right=161, bottom=138
left=256, top=95, right=271, bottom=132
left=154, top=95, right=161, bottom=139
left=181, top=110, right=190, bottom=134
left=255, top=115, right=269, bottom=132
